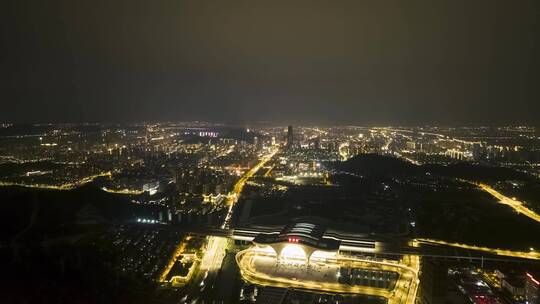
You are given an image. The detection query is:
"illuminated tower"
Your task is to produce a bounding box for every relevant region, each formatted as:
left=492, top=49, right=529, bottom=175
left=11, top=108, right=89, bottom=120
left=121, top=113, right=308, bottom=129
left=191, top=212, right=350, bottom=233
left=287, top=125, right=293, bottom=149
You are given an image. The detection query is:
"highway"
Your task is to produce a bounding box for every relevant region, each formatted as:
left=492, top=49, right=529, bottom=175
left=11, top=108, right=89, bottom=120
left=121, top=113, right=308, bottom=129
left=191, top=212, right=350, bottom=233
left=180, top=236, right=228, bottom=303
left=478, top=183, right=540, bottom=224
left=199, top=236, right=228, bottom=273
left=178, top=148, right=278, bottom=303
left=221, top=147, right=278, bottom=229
left=416, top=238, right=540, bottom=261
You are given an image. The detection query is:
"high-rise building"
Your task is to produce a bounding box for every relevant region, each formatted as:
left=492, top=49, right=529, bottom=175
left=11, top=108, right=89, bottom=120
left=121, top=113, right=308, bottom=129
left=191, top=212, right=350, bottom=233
left=287, top=125, right=293, bottom=149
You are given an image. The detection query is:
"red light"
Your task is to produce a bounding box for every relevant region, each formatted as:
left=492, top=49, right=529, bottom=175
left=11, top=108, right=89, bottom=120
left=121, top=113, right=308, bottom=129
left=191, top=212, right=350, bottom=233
left=527, top=273, right=540, bottom=285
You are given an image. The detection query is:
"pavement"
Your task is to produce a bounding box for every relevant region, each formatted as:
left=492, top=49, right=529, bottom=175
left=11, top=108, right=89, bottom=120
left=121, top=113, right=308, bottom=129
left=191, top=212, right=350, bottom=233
left=236, top=248, right=420, bottom=304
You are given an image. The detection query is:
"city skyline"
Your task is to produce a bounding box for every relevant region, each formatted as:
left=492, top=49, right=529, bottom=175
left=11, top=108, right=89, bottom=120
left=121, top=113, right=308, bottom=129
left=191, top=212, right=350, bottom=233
left=2, top=122, right=540, bottom=303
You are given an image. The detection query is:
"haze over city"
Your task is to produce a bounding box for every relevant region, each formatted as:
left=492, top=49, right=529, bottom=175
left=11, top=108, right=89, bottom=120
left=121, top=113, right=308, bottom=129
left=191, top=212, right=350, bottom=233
left=2, top=0, right=540, bottom=125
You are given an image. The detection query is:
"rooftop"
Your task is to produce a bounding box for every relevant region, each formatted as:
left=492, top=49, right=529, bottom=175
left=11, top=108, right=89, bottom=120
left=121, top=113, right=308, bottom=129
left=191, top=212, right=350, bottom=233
left=253, top=221, right=341, bottom=251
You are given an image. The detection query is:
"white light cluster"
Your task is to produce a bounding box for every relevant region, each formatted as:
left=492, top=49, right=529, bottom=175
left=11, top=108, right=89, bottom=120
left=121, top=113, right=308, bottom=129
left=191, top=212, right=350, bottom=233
left=137, top=218, right=158, bottom=224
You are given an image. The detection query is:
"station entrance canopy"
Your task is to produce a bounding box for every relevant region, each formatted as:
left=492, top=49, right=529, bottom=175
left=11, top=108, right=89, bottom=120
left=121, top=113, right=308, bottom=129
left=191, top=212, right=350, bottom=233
left=252, top=222, right=341, bottom=261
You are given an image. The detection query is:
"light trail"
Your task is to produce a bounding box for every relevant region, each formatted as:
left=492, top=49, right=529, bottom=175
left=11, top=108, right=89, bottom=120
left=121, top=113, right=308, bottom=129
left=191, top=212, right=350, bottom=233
left=199, top=236, right=227, bottom=272
left=416, top=238, right=540, bottom=260
left=221, top=148, right=278, bottom=229
left=478, top=183, right=540, bottom=224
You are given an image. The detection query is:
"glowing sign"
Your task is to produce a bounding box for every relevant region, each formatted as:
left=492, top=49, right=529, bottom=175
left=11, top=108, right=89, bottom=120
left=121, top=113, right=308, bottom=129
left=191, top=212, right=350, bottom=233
left=288, top=237, right=299, bottom=243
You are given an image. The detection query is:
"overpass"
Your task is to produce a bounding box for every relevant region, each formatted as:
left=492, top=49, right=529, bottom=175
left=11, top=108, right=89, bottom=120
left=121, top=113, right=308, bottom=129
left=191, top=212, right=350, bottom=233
left=159, top=224, right=540, bottom=264
left=230, top=225, right=539, bottom=263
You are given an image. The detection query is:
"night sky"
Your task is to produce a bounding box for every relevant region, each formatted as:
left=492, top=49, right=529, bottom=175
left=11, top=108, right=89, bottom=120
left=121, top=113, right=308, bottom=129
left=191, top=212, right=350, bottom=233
left=2, top=0, right=539, bottom=125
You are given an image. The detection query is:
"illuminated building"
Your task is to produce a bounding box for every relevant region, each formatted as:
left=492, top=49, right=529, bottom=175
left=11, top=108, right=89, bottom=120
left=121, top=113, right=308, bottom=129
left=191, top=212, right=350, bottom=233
left=233, top=221, right=376, bottom=262
left=143, top=181, right=160, bottom=195
left=253, top=222, right=340, bottom=262
left=234, top=222, right=418, bottom=303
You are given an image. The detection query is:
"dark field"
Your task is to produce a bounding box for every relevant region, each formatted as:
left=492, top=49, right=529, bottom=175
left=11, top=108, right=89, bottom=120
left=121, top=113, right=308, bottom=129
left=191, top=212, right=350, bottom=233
left=235, top=156, right=540, bottom=251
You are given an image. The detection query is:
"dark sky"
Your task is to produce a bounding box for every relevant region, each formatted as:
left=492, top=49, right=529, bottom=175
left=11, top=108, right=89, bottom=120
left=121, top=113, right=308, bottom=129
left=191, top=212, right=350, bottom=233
left=2, top=0, right=539, bottom=125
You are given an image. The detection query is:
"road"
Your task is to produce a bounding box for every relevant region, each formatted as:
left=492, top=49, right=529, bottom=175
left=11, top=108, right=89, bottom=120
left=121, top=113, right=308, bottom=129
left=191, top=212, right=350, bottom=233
left=0, top=171, right=112, bottom=191
left=199, top=237, right=228, bottom=273
left=182, top=236, right=228, bottom=303
left=478, top=183, right=540, bottom=224
left=180, top=148, right=278, bottom=303
left=221, top=148, right=278, bottom=229
left=416, top=238, right=540, bottom=260
left=159, top=236, right=191, bottom=282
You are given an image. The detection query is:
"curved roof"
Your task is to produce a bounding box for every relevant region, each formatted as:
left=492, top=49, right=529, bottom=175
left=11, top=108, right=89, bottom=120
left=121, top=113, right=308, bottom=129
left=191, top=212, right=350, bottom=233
left=253, top=222, right=341, bottom=251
